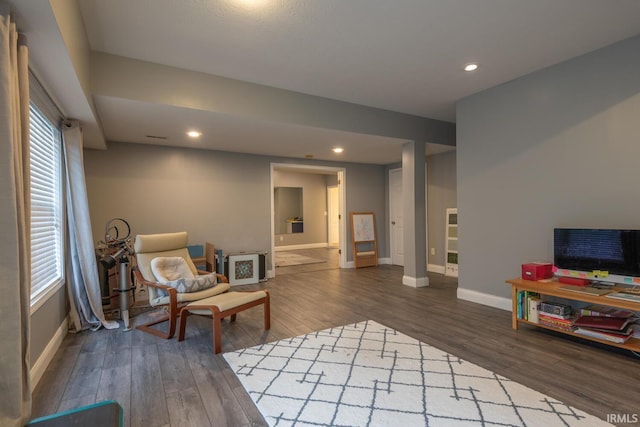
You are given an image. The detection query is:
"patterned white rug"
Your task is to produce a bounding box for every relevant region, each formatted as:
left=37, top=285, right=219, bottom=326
left=275, top=252, right=326, bottom=267
left=224, top=320, right=612, bottom=427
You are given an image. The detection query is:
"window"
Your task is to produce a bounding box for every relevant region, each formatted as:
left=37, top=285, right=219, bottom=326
left=29, top=102, right=64, bottom=308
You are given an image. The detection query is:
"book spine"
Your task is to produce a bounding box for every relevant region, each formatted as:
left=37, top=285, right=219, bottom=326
left=528, top=296, right=540, bottom=324
left=517, top=291, right=523, bottom=319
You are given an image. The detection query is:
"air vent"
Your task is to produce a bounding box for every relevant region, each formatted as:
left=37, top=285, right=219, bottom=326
left=145, top=135, right=168, bottom=140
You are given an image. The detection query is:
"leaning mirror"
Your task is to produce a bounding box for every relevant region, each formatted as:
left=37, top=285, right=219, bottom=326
left=274, top=187, right=303, bottom=234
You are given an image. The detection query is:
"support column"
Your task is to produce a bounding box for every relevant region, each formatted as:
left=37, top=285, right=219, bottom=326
left=402, top=141, right=428, bottom=287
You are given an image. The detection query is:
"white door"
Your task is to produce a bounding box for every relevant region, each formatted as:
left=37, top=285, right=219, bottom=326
left=327, top=185, right=339, bottom=247
left=389, top=168, right=404, bottom=266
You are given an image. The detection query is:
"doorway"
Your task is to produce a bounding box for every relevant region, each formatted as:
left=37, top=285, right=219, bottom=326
left=270, top=163, right=346, bottom=277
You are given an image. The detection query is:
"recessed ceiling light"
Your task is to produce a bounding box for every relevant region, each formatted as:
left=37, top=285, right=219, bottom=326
left=236, top=0, right=268, bottom=8
left=463, top=63, right=479, bottom=72
left=186, top=130, right=202, bottom=138
left=332, top=147, right=344, bottom=153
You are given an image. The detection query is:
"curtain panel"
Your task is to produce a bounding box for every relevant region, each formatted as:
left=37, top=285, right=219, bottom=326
left=0, top=4, right=32, bottom=426
left=63, top=122, right=118, bottom=332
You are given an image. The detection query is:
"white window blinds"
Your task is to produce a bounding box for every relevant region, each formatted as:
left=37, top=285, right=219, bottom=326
left=29, top=102, right=64, bottom=304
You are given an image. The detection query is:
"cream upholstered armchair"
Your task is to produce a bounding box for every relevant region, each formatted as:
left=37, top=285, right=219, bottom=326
left=133, top=232, right=229, bottom=338
left=133, top=231, right=270, bottom=353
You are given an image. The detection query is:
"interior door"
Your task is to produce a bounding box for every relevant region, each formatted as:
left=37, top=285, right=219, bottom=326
left=389, top=168, right=404, bottom=266
left=327, top=185, right=339, bottom=247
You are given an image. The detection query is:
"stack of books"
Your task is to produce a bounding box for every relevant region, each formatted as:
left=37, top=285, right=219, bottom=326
left=538, top=302, right=575, bottom=332
left=573, top=316, right=634, bottom=343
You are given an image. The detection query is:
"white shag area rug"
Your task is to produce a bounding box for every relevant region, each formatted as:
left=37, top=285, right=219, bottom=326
left=275, top=252, right=326, bottom=267
left=223, top=320, right=612, bottom=427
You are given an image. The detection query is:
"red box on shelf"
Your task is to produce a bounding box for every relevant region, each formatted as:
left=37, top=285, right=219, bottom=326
left=558, top=276, right=591, bottom=287
left=521, top=262, right=553, bottom=281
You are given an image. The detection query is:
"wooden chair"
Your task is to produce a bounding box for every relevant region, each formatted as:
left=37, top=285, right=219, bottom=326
left=133, top=232, right=270, bottom=352
left=133, top=232, right=229, bottom=338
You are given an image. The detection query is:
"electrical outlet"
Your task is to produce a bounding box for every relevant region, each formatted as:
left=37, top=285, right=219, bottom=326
left=279, top=236, right=284, bottom=241
left=430, top=248, right=435, bottom=255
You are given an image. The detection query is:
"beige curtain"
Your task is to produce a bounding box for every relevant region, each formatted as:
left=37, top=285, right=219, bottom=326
left=63, top=122, right=119, bottom=331
left=0, top=4, right=32, bottom=426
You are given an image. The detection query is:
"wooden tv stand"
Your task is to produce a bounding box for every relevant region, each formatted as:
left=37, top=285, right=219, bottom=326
left=506, top=278, right=640, bottom=352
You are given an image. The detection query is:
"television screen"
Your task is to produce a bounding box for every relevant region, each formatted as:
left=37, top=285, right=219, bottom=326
left=553, top=228, right=640, bottom=281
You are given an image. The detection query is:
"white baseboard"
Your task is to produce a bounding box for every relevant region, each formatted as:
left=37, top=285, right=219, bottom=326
left=31, top=316, right=68, bottom=388
left=344, top=257, right=390, bottom=269
left=402, top=275, right=429, bottom=287
left=274, top=243, right=328, bottom=251
left=428, top=264, right=445, bottom=274
left=457, top=287, right=511, bottom=312
left=271, top=257, right=376, bottom=270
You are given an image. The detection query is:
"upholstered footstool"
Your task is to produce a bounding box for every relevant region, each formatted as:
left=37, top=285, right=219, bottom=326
left=177, top=290, right=270, bottom=353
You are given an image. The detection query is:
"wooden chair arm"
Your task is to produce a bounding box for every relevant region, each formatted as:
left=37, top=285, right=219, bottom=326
left=132, top=267, right=177, bottom=295
left=195, top=269, right=228, bottom=283
left=131, top=266, right=179, bottom=338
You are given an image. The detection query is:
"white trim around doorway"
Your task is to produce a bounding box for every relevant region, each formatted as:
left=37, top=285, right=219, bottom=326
left=270, top=163, right=347, bottom=276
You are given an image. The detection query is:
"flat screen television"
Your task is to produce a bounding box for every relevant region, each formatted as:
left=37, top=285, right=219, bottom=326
left=553, top=228, right=640, bottom=285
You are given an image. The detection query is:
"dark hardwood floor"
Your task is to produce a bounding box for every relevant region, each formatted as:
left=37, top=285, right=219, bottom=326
left=31, top=261, right=639, bottom=426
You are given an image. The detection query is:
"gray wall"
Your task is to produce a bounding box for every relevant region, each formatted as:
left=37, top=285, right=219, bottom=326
left=30, top=287, right=66, bottom=366
left=273, top=170, right=329, bottom=247
left=84, top=142, right=388, bottom=265
left=344, top=162, right=387, bottom=260
left=456, top=35, right=640, bottom=303
left=427, top=150, right=457, bottom=267
left=85, top=142, right=271, bottom=255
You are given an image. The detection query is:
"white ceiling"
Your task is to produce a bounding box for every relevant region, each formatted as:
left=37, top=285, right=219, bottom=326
left=14, top=0, right=640, bottom=164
